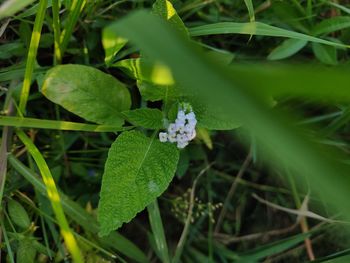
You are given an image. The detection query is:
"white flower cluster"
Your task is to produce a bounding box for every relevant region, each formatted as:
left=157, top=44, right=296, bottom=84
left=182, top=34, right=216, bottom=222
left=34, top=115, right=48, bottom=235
left=159, top=106, right=197, bottom=149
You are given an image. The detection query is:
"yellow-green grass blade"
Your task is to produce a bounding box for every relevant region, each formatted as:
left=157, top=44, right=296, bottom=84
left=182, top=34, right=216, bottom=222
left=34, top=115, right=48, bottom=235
left=60, top=0, right=86, bottom=57
left=18, top=0, right=47, bottom=114
left=52, top=0, right=62, bottom=64
left=0, top=116, right=131, bottom=132
left=16, top=130, right=84, bottom=263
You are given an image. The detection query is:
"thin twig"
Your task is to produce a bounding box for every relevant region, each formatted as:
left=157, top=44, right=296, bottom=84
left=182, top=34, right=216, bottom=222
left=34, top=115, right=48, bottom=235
left=214, top=150, right=252, bottom=233
left=172, top=162, right=213, bottom=263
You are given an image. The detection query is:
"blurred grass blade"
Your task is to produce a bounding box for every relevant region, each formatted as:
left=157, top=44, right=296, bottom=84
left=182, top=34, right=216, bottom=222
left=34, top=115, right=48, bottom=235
left=60, top=0, right=86, bottom=57
left=147, top=200, right=170, bottom=263
left=16, top=130, right=84, bottom=263
left=18, top=0, right=47, bottom=114
left=0, top=0, right=35, bottom=19
left=8, top=154, right=150, bottom=263
left=0, top=219, right=15, bottom=263
left=237, top=233, right=310, bottom=262
left=0, top=116, right=130, bottom=132
left=107, top=10, right=350, bottom=227
left=189, top=22, right=348, bottom=48
left=312, top=16, right=350, bottom=36
left=243, top=0, right=255, bottom=22
left=228, top=63, right=350, bottom=101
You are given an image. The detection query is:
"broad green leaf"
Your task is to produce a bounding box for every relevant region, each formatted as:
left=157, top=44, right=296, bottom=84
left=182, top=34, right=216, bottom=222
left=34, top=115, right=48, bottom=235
left=312, top=43, right=338, bottom=65
left=0, top=0, right=35, bottom=19
left=268, top=39, right=308, bottom=60
left=7, top=199, right=31, bottom=229
left=312, top=16, right=350, bottom=36
left=17, top=238, right=36, bottom=263
left=122, top=108, right=164, bottom=129
left=243, top=0, right=255, bottom=22
left=152, top=0, right=188, bottom=36
left=98, top=131, right=179, bottom=236
left=102, top=26, right=128, bottom=66
left=189, top=22, right=349, bottom=48
left=113, top=58, right=175, bottom=85
left=41, top=64, right=131, bottom=126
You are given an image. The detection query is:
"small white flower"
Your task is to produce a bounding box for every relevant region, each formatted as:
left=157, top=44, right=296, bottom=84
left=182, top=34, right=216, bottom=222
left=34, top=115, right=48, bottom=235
left=189, top=129, right=196, bottom=140
left=168, top=123, right=177, bottom=133
left=184, top=123, right=195, bottom=133
left=176, top=134, right=187, bottom=143
left=175, top=118, right=185, bottom=127
left=177, top=140, right=189, bottom=149
left=177, top=110, right=186, bottom=120
left=168, top=133, right=177, bottom=143
left=188, top=118, right=197, bottom=126
left=159, top=132, right=168, bottom=142
left=186, top=112, right=196, bottom=121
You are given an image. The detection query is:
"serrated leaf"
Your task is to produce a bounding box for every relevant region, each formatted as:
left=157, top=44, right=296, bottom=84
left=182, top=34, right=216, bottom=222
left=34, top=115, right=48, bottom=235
left=17, top=238, right=36, bottom=263
left=8, top=199, right=31, bottom=229
left=312, top=43, right=338, bottom=65
left=113, top=58, right=175, bottom=85
left=41, top=64, right=131, bottom=126
left=312, top=16, right=350, bottom=36
left=98, top=131, right=179, bottom=236
left=122, top=108, right=164, bottom=129
left=102, top=25, right=128, bottom=66
left=152, top=0, right=188, bottom=37
left=268, top=39, right=308, bottom=60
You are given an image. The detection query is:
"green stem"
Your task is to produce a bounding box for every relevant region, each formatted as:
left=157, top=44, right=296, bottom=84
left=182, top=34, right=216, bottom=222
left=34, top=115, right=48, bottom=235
left=16, top=130, right=84, bottom=263
left=52, top=0, right=62, bottom=64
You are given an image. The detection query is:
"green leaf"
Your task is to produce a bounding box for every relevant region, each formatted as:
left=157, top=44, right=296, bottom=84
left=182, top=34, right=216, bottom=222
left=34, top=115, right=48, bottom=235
left=122, top=108, right=164, bottom=129
left=98, top=131, right=179, bottom=236
left=268, top=39, right=308, bottom=60
left=312, top=43, right=338, bottom=65
left=102, top=25, right=128, bottom=66
left=0, top=0, right=35, bottom=19
left=113, top=58, right=175, bottom=85
left=189, top=22, right=349, bottom=48
left=16, top=238, right=36, bottom=263
left=41, top=64, right=131, bottom=126
left=312, top=16, right=350, bottom=36
left=152, top=0, right=188, bottom=36
left=7, top=199, right=31, bottom=229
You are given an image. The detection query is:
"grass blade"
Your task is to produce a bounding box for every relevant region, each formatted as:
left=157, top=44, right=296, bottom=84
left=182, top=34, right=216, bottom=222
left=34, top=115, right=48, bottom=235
left=243, top=0, right=255, bottom=22
left=147, top=200, right=170, bottom=263
left=16, top=130, right=84, bottom=263
left=0, top=0, right=35, bottom=19
left=0, top=116, right=130, bottom=132
left=52, top=0, right=62, bottom=64
left=60, top=0, right=86, bottom=57
left=18, top=0, right=47, bottom=114
left=189, top=22, right=349, bottom=48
